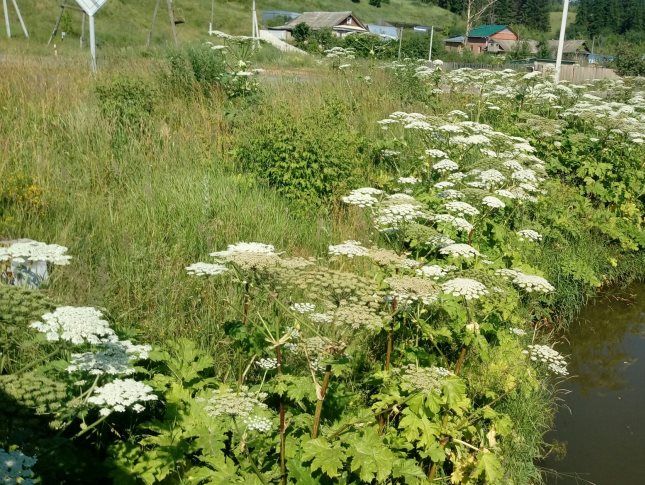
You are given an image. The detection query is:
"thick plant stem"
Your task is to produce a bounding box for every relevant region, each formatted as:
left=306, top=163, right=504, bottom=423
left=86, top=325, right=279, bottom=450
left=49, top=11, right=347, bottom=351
left=312, top=365, right=333, bottom=439
left=428, top=345, right=469, bottom=479
left=242, top=280, right=250, bottom=324
left=385, top=326, right=394, bottom=371
left=277, top=343, right=286, bottom=485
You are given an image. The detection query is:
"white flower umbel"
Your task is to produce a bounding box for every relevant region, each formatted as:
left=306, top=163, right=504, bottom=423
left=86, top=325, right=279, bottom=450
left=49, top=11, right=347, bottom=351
left=431, top=214, right=474, bottom=232
left=376, top=204, right=425, bottom=228
left=438, top=189, right=465, bottom=200
left=416, top=265, right=451, bottom=280
left=482, top=196, right=506, bottom=209
left=30, top=306, right=116, bottom=345
left=88, top=378, right=157, bottom=416
left=425, top=149, right=448, bottom=158
left=244, top=415, right=273, bottom=433
left=398, top=176, right=420, bottom=184
left=0, top=240, right=72, bottom=265
left=444, top=201, right=480, bottom=217
left=211, top=242, right=276, bottom=258
left=434, top=181, right=455, bottom=189
left=0, top=448, right=37, bottom=484
left=290, top=303, right=315, bottom=314
left=185, top=262, right=229, bottom=276
left=204, top=386, right=268, bottom=418
left=495, top=189, right=517, bottom=199
left=441, top=278, right=488, bottom=300
left=510, top=327, right=527, bottom=336
left=433, top=159, right=460, bottom=172
left=513, top=273, right=555, bottom=293
left=256, top=358, right=278, bottom=370
left=309, top=312, right=334, bottom=324
left=495, top=268, right=522, bottom=279
left=524, top=344, right=568, bottom=376
left=439, top=243, right=481, bottom=258
left=67, top=340, right=151, bottom=376
left=478, top=169, right=506, bottom=188
left=328, top=240, right=369, bottom=258
left=517, top=229, right=543, bottom=242
left=342, top=189, right=379, bottom=207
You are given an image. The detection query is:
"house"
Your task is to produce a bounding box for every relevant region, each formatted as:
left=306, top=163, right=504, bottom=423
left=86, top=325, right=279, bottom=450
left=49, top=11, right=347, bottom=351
left=444, top=24, right=518, bottom=54
left=367, top=24, right=399, bottom=40
left=547, top=40, right=591, bottom=62
left=269, top=11, right=367, bottom=39
left=487, top=40, right=539, bottom=56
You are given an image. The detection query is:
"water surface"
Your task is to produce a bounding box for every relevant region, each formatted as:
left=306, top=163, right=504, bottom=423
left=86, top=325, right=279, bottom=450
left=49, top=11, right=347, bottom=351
left=544, top=283, right=645, bottom=484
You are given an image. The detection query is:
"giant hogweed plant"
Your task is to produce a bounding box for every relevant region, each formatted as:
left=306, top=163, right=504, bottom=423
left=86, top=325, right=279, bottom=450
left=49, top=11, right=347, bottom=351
left=102, top=113, right=572, bottom=483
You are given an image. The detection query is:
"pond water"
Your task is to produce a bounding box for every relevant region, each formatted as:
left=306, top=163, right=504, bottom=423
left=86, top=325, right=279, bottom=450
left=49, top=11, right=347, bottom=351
left=544, top=282, right=645, bottom=485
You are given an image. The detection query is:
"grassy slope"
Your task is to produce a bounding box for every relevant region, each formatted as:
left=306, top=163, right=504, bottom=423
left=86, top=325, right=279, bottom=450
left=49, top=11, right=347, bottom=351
left=1, top=0, right=458, bottom=48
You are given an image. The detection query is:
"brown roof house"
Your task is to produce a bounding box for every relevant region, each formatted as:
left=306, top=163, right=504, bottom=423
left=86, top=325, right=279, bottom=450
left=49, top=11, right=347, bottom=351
left=270, top=11, right=367, bottom=39
left=445, top=24, right=519, bottom=54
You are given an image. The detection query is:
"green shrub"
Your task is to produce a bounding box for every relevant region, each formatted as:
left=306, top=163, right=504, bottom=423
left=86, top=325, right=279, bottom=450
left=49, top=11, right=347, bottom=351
left=235, top=100, right=368, bottom=207
left=95, top=76, right=157, bottom=130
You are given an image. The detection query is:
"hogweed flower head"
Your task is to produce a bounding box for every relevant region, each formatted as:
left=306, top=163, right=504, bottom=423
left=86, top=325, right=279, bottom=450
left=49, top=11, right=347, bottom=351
left=524, top=344, right=568, bottom=376
left=30, top=306, right=116, bottom=345
left=290, top=303, right=315, bottom=314
left=328, top=240, right=369, bottom=258
left=185, top=262, right=229, bottom=276
left=482, top=196, right=506, bottom=209
left=439, top=243, right=480, bottom=258
left=244, top=415, right=273, bottom=433
left=441, top=278, right=488, bottom=300
left=203, top=386, right=268, bottom=418
left=67, top=340, right=151, bottom=376
left=211, top=242, right=276, bottom=259
left=385, top=276, right=439, bottom=305
left=433, top=159, right=459, bottom=172
left=444, top=201, right=480, bottom=217
left=513, top=273, right=555, bottom=293
left=416, top=264, right=453, bottom=280
left=0, top=240, right=72, bottom=265
left=256, top=358, right=278, bottom=370
left=400, top=364, right=453, bottom=393
left=398, top=176, right=420, bottom=185
left=88, top=378, right=157, bottom=416
left=517, top=229, right=543, bottom=242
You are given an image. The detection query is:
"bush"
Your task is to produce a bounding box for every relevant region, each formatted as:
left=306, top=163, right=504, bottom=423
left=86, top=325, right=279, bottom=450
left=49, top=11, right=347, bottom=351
left=95, top=76, right=158, bottom=130
left=235, top=100, right=368, bottom=207
left=614, top=44, right=645, bottom=76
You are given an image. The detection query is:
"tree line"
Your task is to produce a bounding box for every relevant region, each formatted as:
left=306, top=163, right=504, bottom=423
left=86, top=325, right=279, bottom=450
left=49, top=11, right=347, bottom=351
left=574, top=0, right=645, bottom=36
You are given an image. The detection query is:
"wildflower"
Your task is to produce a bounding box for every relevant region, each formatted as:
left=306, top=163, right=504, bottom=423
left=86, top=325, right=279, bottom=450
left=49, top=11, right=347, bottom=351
left=256, top=358, right=278, bottom=370
left=428, top=235, right=455, bottom=248
left=478, top=169, right=506, bottom=188
left=433, top=159, right=459, bottom=172
left=517, top=229, right=543, bottom=242
left=367, top=248, right=419, bottom=268
left=431, top=214, right=473, bottom=232
left=482, top=196, right=506, bottom=209
left=244, top=415, right=273, bottom=433
left=67, top=340, right=151, bottom=376
left=342, top=191, right=378, bottom=207
left=290, top=303, right=315, bottom=314
left=425, top=149, right=448, bottom=158
left=400, top=364, right=452, bottom=393
left=386, top=193, right=419, bottom=203
left=438, top=189, right=465, bottom=200
left=416, top=264, right=451, bottom=280
left=310, top=312, right=334, bottom=324
left=376, top=204, right=425, bottom=228
left=185, top=262, right=229, bottom=276
left=524, top=345, right=568, bottom=376
left=439, top=244, right=480, bottom=258
left=328, top=240, right=369, bottom=258
left=463, top=134, right=490, bottom=145
left=333, top=304, right=385, bottom=330
left=510, top=327, right=527, bottom=336
left=495, top=189, right=516, bottom=199
left=385, top=275, right=439, bottom=305
left=0, top=448, right=37, bottom=484
left=30, top=306, right=116, bottom=345
left=398, top=176, right=419, bottom=184
left=203, top=386, right=267, bottom=419
left=495, top=268, right=522, bottom=279
left=381, top=149, right=400, bottom=157
left=434, top=181, right=455, bottom=189
left=444, top=201, right=480, bottom=217
left=441, top=278, right=488, bottom=300
left=513, top=273, right=555, bottom=293
left=0, top=240, right=72, bottom=265
left=511, top=169, right=538, bottom=183
left=88, top=378, right=157, bottom=416
left=211, top=242, right=276, bottom=259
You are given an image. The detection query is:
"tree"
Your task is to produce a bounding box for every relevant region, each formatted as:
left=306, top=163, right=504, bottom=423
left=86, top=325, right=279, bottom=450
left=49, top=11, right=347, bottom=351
left=292, top=23, right=311, bottom=43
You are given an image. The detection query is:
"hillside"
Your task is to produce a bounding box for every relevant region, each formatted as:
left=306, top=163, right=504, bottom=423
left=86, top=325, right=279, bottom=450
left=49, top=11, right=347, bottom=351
left=0, top=0, right=460, bottom=49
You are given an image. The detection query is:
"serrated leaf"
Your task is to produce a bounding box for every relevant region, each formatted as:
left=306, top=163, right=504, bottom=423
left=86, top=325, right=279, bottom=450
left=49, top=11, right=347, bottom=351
left=347, top=429, right=396, bottom=483
left=391, top=459, right=426, bottom=484
left=473, top=450, right=504, bottom=483
left=302, top=438, right=346, bottom=479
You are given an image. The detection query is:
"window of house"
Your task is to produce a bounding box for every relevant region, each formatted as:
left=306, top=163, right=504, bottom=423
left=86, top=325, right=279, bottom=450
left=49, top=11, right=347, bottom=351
left=347, top=17, right=352, bottom=25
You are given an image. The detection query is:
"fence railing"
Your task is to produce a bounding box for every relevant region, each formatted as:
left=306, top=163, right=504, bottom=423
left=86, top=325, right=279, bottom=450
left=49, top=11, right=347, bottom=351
left=441, top=61, right=619, bottom=81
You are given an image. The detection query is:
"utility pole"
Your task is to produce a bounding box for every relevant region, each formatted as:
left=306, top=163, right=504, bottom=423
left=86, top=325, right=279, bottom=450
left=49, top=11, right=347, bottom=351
left=554, top=0, right=570, bottom=83
left=398, top=27, right=403, bottom=60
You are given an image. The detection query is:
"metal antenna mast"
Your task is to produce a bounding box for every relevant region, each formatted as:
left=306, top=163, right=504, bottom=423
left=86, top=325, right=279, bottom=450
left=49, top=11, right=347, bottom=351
left=2, top=0, right=29, bottom=38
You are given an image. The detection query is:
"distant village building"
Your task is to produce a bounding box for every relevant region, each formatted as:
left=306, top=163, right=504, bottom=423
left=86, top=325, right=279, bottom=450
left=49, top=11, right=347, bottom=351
left=269, top=11, right=367, bottom=40
left=366, top=24, right=399, bottom=40
left=445, top=24, right=518, bottom=54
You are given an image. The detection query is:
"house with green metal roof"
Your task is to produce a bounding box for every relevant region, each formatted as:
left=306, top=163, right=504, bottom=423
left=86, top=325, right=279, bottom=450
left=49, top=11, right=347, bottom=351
left=445, top=24, right=519, bottom=54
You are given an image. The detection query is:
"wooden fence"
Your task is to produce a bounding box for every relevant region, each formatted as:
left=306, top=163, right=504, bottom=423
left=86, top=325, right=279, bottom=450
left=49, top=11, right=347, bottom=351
left=442, top=61, right=619, bottom=82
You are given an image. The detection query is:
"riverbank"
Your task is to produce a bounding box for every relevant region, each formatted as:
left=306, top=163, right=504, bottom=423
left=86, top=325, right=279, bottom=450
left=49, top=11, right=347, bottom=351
left=1, top=46, right=643, bottom=483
